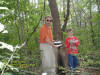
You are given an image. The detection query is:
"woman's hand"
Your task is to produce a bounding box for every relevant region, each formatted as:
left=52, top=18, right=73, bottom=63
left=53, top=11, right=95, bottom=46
left=52, top=45, right=58, bottom=48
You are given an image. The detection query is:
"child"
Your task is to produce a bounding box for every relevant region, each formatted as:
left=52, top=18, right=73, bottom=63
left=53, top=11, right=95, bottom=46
left=65, top=28, right=80, bottom=69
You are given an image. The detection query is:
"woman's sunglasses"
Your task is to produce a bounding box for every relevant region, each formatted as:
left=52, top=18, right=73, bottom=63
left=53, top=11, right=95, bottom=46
left=46, top=19, right=52, bottom=22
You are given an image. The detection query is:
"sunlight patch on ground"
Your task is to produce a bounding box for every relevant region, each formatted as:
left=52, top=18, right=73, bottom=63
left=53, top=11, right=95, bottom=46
left=0, top=42, right=14, bottom=52
left=0, top=23, right=8, bottom=33
left=0, top=62, right=4, bottom=69
left=2, top=30, right=8, bottom=34
left=0, top=42, right=25, bottom=52
left=0, top=23, right=5, bottom=32
left=42, top=73, right=47, bottom=75
left=0, top=7, right=8, bottom=10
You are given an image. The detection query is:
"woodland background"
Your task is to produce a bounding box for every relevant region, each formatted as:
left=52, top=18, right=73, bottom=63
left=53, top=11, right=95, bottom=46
left=0, top=0, right=100, bottom=75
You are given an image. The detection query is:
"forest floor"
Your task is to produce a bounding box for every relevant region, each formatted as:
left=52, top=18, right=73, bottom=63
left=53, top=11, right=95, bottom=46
left=64, top=67, right=100, bottom=75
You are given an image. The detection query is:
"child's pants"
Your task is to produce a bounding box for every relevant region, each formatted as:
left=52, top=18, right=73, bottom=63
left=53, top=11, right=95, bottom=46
left=68, top=54, right=78, bottom=68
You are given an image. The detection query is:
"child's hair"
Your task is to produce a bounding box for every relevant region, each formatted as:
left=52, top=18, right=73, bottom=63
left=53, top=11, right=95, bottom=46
left=67, top=28, right=72, bottom=32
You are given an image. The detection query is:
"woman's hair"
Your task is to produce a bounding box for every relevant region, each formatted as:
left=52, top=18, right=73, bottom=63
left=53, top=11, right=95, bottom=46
left=45, top=16, right=52, bottom=20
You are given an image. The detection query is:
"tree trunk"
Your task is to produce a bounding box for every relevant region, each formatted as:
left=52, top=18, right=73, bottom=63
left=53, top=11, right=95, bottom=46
left=79, top=10, right=82, bottom=27
left=17, top=0, right=27, bottom=57
left=48, top=0, right=67, bottom=75
left=14, top=14, right=21, bottom=44
left=63, top=0, right=66, bottom=18
left=96, top=0, right=100, bottom=13
left=89, top=0, right=95, bottom=49
left=62, top=0, right=70, bottom=32
left=72, top=0, right=79, bottom=26
left=48, top=0, right=62, bottom=40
